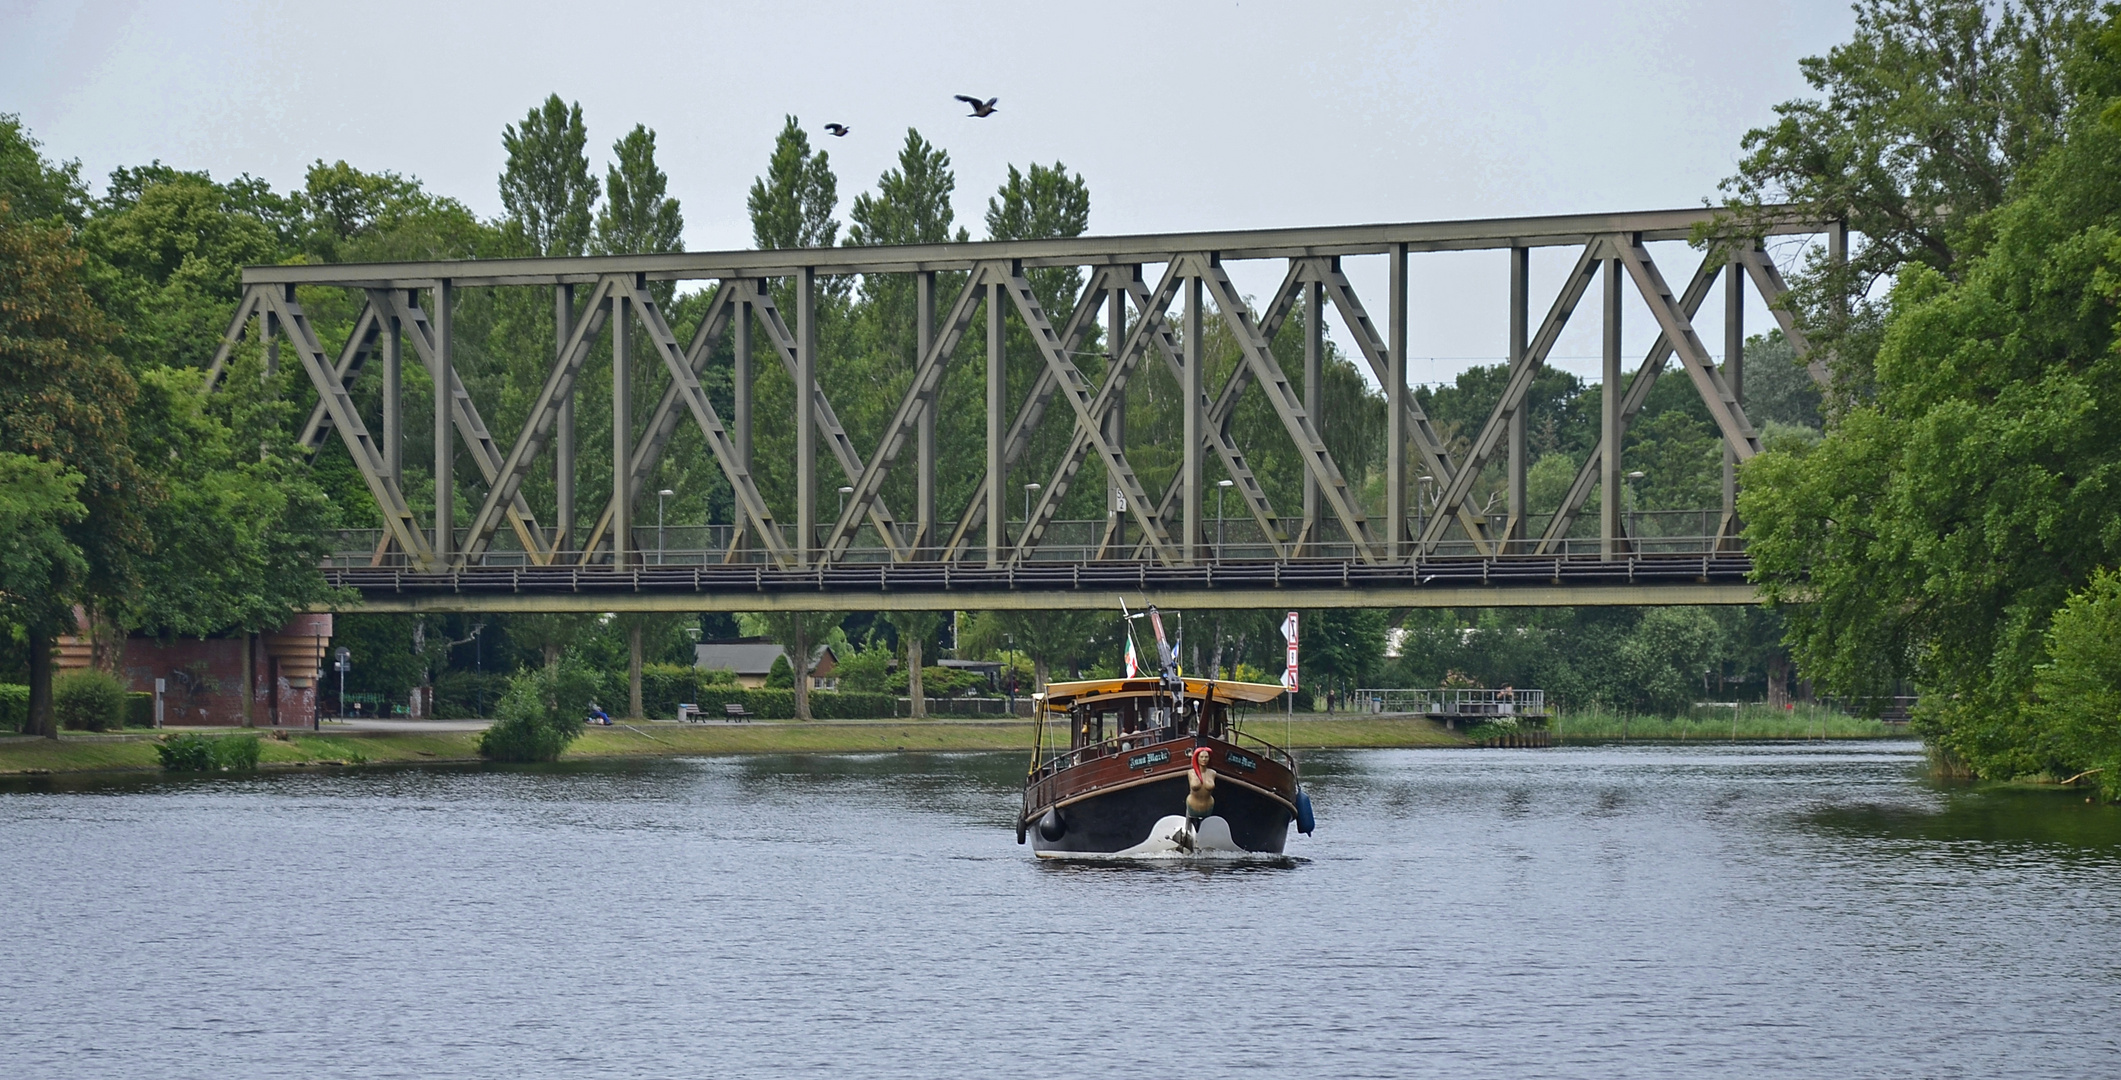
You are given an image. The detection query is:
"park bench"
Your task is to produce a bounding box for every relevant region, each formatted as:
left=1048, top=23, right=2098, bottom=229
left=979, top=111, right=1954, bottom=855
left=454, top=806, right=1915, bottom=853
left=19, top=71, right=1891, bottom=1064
left=723, top=702, right=752, bottom=722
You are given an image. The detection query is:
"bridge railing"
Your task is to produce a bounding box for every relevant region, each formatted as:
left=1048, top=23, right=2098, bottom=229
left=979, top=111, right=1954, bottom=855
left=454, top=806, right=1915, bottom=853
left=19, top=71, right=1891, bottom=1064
left=323, top=510, right=1742, bottom=569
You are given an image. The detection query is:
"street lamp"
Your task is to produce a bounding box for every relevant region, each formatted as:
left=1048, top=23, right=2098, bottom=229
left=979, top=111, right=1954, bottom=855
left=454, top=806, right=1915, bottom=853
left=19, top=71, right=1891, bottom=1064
left=1416, top=475, right=1435, bottom=557
left=333, top=646, right=351, bottom=721
left=1023, top=482, right=1041, bottom=543
left=836, top=485, right=854, bottom=522
left=1624, top=470, right=1645, bottom=543
left=657, top=488, right=676, bottom=564
left=1216, top=478, right=1234, bottom=560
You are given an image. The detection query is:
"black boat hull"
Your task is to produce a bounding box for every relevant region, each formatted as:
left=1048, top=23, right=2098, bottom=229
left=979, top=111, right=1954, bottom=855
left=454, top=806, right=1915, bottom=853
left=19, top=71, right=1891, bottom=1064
left=1029, top=772, right=1293, bottom=857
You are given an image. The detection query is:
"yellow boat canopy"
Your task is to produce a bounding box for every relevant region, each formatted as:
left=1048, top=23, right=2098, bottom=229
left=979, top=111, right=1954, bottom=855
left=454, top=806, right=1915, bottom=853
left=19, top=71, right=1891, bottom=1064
left=1037, top=676, right=1289, bottom=706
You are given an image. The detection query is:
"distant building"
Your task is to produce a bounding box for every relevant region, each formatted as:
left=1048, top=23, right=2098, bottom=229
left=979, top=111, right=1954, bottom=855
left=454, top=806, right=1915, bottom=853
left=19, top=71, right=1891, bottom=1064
left=694, top=639, right=839, bottom=690
left=54, top=613, right=334, bottom=727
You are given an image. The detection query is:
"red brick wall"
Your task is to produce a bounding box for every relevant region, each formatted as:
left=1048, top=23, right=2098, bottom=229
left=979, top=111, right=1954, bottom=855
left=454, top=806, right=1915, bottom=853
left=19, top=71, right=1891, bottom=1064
left=121, top=634, right=324, bottom=728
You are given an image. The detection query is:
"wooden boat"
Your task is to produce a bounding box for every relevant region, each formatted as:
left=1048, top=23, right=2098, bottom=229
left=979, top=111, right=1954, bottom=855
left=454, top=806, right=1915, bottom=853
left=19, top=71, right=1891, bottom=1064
left=1018, top=675, right=1314, bottom=858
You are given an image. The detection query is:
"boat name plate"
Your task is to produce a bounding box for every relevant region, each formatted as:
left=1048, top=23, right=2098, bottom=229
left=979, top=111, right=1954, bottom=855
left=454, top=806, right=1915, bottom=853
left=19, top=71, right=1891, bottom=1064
left=1224, top=751, right=1257, bottom=771
left=1128, top=749, right=1170, bottom=770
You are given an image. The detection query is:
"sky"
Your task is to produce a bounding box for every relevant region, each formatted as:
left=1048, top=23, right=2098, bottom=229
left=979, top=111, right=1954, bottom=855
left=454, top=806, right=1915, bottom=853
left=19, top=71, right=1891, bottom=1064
left=3, top=0, right=1854, bottom=388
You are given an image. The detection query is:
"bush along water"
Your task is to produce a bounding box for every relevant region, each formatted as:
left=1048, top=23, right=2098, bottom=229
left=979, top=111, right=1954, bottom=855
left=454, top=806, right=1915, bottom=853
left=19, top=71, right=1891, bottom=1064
left=478, top=662, right=596, bottom=762
left=156, top=733, right=262, bottom=772
left=54, top=669, right=128, bottom=731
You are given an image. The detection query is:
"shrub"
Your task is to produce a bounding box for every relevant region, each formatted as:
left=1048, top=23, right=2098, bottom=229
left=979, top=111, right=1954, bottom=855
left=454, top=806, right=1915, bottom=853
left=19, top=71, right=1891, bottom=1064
left=765, top=654, right=794, bottom=688
left=54, top=669, right=127, bottom=732
left=0, top=684, right=27, bottom=732
left=125, top=692, right=153, bottom=728
left=156, top=733, right=261, bottom=772
left=639, top=663, right=736, bottom=718
left=478, top=663, right=594, bottom=762
left=433, top=670, right=511, bottom=719
left=157, top=734, right=216, bottom=771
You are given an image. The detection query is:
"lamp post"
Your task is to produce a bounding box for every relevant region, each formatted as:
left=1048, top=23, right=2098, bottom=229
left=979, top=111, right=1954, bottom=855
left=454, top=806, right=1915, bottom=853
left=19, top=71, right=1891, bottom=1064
left=1624, top=470, right=1645, bottom=545
left=1416, top=475, right=1435, bottom=560
left=1216, top=478, right=1233, bottom=560
left=656, top=488, right=675, bottom=564
left=333, top=646, right=350, bottom=721
left=836, top=486, right=854, bottom=552
left=1023, top=482, right=1040, bottom=547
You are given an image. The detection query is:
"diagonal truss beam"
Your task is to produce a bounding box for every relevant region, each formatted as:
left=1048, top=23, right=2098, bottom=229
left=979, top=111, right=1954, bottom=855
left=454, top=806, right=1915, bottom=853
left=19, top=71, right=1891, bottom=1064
left=1131, top=258, right=1318, bottom=557
left=620, top=280, right=793, bottom=566
left=382, top=290, right=554, bottom=564
left=574, top=281, right=739, bottom=562
left=996, top=266, right=1181, bottom=565
left=744, top=284, right=912, bottom=561
left=819, top=264, right=996, bottom=563
left=1733, top=244, right=1823, bottom=385
left=201, top=289, right=265, bottom=391
left=295, top=301, right=381, bottom=451
left=1534, top=249, right=1721, bottom=554
left=946, top=266, right=1135, bottom=560
left=459, top=277, right=619, bottom=564
left=1191, top=255, right=1379, bottom=562
left=1314, top=260, right=1495, bottom=549
left=962, top=263, right=1193, bottom=563
left=1611, top=235, right=1759, bottom=460
left=1418, top=241, right=1604, bottom=552
left=1113, top=260, right=1308, bottom=561
left=253, top=286, right=434, bottom=566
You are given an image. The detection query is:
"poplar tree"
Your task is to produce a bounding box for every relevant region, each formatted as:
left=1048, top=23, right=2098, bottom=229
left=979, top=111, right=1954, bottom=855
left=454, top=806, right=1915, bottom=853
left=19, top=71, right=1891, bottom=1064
left=595, top=125, right=684, bottom=257
left=747, top=116, right=839, bottom=250
left=499, top=95, right=597, bottom=257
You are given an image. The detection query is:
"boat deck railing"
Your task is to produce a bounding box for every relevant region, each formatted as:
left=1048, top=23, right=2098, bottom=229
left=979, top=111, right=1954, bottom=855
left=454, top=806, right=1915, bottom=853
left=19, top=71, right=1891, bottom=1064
left=1029, top=724, right=1297, bottom=782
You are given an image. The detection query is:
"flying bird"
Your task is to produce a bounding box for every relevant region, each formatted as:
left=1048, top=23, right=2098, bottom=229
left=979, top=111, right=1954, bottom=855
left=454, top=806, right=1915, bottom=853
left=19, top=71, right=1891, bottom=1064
left=955, top=95, right=999, bottom=118
left=823, top=123, right=850, bottom=137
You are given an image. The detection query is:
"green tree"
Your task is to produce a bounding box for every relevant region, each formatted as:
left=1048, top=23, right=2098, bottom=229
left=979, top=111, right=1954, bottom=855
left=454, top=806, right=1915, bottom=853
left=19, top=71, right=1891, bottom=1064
left=0, top=114, right=87, bottom=225
left=2027, top=570, right=2121, bottom=798
left=499, top=95, right=597, bottom=257
left=985, top=161, right=1090, bottom=313
left=739, top=611, right=844, bottom=719
left=1718, top=0, right=2093, bottom=399
left=0, top=198, right=143, bottom=737
left=883, top=610, right=945, bottom=716
left=1743, top=14, right=2121, bottom=780
left=747, top=116, right=839, bottom=250
left=595, top=125, right=684, bottom=257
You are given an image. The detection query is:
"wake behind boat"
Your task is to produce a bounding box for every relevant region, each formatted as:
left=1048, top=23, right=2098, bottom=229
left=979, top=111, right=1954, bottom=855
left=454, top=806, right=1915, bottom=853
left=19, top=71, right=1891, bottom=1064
left=1017, top=674, right=1314, bottom=858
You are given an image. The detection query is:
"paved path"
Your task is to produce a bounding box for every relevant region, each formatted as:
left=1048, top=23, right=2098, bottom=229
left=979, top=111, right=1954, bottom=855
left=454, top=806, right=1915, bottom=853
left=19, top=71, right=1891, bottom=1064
left=318, top=718, right=494, bottom=733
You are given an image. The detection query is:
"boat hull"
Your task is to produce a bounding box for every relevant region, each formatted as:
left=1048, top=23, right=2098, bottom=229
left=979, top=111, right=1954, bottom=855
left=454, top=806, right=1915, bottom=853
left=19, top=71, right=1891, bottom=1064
left=1026, top=757, right=1294, bottom=857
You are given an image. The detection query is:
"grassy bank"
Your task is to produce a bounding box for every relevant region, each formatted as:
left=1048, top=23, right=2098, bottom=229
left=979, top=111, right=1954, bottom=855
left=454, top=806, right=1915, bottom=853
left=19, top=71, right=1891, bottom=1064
left=1548, top=704, right=1901, bottom=742
left=0, top=714, right=1473, bottom=777
left=4, top=705, right=1898, bottom=779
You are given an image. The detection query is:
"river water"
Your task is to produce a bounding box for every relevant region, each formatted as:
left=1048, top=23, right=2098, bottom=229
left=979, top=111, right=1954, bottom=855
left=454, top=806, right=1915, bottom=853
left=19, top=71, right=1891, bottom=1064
left=4, top=741, right=2118, bottom=1078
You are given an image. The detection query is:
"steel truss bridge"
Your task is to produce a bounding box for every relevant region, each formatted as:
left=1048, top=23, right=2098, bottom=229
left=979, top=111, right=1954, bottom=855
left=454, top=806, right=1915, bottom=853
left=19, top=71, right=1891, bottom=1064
left=208, top=206, right=1836, bottom=613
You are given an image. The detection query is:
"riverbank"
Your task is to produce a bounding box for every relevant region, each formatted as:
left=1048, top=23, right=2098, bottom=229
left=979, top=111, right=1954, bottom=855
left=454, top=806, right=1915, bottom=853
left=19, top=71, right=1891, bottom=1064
left=0, top=707, right=1903, bottom=778
left=1546, top=704, right=1901, bottom=743
left=0, top=715, right=1469, bottom=776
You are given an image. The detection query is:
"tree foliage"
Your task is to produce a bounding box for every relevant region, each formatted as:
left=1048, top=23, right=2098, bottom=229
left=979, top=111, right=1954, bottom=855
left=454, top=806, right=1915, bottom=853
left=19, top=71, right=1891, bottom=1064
left=1744, top=12, right=2121, bottom=782
left=500, top=95, right=597, bottom=257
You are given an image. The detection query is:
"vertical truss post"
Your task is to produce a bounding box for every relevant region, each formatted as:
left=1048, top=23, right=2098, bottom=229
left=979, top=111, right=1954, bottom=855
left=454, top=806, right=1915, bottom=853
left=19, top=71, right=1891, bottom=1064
left=611, top=284, right=631, bottom=569
left=1106, top=285, right=1127, bottom=553
left=1722, top=258, right=1744, bottom=542
left=916, top=270, right=937, bottom=555
left=1506, top=247, right=1529, bottom=554
left=383, top=301, right=403, bottom=487
left=433, top=281, right=454, bottom=564
left=796, top=268, right=817, bottom=566
left=1303, top=278, right=1323, bottom=553
left=554, top=284, right=575, bottom=554
left=1183, top=270, right=1204, bottom=564
left=986, top=278, right=1006, bottom=566
left=732, top=281, right=753, bottom=556
left=1387, top=244, right=1409, bottom=562
left=1600, top=255, right=1623, bottom=560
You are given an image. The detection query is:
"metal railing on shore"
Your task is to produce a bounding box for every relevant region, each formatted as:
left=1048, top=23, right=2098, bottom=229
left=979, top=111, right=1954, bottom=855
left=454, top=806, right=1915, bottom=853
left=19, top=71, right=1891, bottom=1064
left=1353, top=687, right=1549, bottom=718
